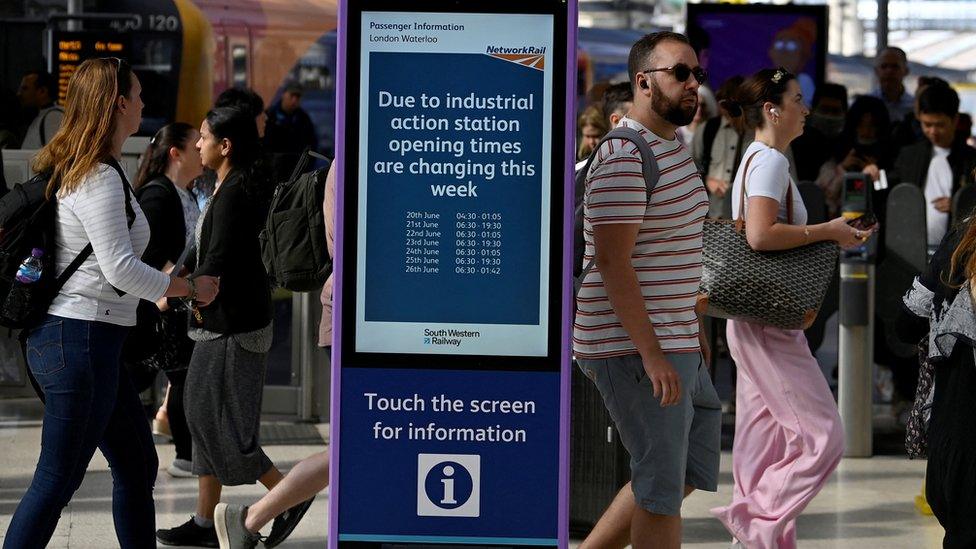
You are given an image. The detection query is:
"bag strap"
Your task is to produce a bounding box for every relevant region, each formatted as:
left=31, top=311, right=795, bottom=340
left=578, top=126, right=661, bottom=285
left=700, top=116, right=722, bottom=176
left=735, top=151, right=761, bottom=233
left=52, top=160, right=136, bottom=296
left=38, top=106, right=63, bottom=146
left=735, top=148, right=796, bottom=232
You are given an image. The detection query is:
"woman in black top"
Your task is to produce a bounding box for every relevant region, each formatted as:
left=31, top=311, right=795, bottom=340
left=156, top=107, right=279, bottom=547
left=900, top=221, right=976, bottom=548
left=133, top=122, right=202, bottom=479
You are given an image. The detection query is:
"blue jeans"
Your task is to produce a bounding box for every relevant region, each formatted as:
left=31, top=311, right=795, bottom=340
left=4, top=315, right=158, bottom=549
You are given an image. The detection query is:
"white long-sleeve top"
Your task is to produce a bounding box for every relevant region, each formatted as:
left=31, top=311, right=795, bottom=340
left=48, top=164, right=171, bottom=326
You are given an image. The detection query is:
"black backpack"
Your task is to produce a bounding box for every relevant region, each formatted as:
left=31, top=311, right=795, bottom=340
left=574, top=126, right=660, bottom=295
left=0, top=160, right=132, bottom=329
left=260, top=150, right=332, bottom=292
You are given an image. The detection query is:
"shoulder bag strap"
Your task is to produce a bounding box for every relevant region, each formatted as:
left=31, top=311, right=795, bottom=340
left=735, top=151, right=762, bottom=233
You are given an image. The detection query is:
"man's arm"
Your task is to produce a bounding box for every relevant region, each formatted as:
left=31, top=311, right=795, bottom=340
left=593, top=223, right=682, bottom=406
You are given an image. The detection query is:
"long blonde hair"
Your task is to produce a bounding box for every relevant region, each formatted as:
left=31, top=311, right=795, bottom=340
left=32, top=58, right=130, bottom=197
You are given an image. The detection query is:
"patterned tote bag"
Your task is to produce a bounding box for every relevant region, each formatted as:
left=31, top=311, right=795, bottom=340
left=699, top=152, right=839, bottom=330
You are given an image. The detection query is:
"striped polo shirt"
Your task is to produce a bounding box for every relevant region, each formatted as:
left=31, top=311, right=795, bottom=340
left=573, top=117, right=708, bottom=359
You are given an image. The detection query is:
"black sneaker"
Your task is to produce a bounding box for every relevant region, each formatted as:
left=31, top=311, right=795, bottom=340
left=157, top=516, right=219, bottom=547
left=264, top=496, right=315, bottom=548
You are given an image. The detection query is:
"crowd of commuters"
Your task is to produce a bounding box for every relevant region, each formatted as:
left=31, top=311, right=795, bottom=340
left=570, top=28, right=976, bottom=548
left=2, top=22, right=975, bottom=549
left=1, top=55, right=325, bottom=549
left=578, top=44, right=976, bottom=415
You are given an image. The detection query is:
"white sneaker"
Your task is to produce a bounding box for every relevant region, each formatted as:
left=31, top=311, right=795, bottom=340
left=167, top=459, right=196, bottom=478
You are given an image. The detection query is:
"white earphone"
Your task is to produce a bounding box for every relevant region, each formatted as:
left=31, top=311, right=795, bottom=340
left=770, top=107, right=780, bottom=116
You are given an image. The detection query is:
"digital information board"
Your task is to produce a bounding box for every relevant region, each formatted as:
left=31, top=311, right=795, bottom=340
left=49, top=31, right=130, bottom=105
left=354, top=12, right=555, bottom=357
left=331, top=0, right=575, bottom=547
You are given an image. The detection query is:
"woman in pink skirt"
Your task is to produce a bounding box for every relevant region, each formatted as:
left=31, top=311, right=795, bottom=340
left=709, top=68, right=875, bottom=549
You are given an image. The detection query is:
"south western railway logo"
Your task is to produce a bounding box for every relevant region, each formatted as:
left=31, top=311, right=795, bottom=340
left=485, top=46, right=546, bottom=70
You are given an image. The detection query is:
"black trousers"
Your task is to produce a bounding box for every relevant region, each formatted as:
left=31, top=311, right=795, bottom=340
left=164, top=368, right=192, bottom=462
left=927, top=348, right=976, bottom=548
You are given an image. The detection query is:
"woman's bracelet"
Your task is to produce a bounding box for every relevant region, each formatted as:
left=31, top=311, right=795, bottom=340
left=802, top=225, right=811, bottom=245
left=185, top=277, right=197, bottom=302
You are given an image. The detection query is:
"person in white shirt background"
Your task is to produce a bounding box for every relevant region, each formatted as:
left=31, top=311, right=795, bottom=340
left=3, top=57, right=218, bottom=549
left=892, top=82, right=976, bottom=248
left=16, top=70, right=64, bottom=150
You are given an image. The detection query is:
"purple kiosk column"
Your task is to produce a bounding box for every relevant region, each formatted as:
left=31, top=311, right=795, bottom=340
left=330, top=1, right=576, bottom=547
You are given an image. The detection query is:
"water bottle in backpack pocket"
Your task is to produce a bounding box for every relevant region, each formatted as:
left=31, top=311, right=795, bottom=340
left=2, top=248, right=45, bottom=322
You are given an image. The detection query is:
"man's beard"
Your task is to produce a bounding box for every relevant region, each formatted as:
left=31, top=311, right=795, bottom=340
left=651, top=79, right=697, bottom=127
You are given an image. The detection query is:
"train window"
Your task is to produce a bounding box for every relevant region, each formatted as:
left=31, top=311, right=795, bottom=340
left=232, top=45, right=248, bottom=87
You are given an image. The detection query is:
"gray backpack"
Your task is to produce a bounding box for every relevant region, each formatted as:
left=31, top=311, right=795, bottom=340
left=259, top=151, right=332, bottom=292
left=574, top=126, right=660, bottom=296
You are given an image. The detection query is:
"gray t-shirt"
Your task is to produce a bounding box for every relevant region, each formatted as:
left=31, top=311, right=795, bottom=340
left=731, top=142, right=807, bottom=226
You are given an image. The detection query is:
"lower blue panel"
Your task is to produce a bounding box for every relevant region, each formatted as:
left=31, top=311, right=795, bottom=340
left=339, top=534, right=558, bottom=546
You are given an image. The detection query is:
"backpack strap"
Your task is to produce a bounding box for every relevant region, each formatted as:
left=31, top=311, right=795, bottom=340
left=38, top=106, right=64, bottom=146
left=700, top=116, right=722, bottom=177
left=51, top=160, right=137, bottom=297
left=577, top=126, right=661, bottom=288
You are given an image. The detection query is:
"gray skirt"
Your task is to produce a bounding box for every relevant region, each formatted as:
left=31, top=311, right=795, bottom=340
left=184, top=335, right=273, bottom=485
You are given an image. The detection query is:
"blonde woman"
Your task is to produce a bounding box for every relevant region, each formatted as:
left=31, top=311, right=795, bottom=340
left=3, top=58, right=218, bottom=549
left=577, top=104, right=609, bottom=160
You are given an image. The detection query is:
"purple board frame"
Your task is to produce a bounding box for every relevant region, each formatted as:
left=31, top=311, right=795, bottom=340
left=329, top=3, right=578, bottom=546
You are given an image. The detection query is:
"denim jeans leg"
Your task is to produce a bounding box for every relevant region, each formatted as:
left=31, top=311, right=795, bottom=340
left=98, top=364, right=159, bottom=548
left=3, top=317, right=125, bottom=549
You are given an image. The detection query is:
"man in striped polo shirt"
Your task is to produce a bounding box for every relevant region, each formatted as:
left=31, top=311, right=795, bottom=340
left=575, top=32, right=722, bottom=549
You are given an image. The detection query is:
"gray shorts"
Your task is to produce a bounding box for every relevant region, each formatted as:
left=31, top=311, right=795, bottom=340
left=578, top=352, right=722, bottom=516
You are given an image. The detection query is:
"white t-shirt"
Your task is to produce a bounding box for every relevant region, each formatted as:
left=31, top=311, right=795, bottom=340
left=731, top=141, right=807, bottom=226
left=925, top=146, right=953, bottom=246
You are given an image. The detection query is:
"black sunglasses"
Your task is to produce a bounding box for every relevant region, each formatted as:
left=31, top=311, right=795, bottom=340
left=641, top=64, right=708, bottom=85
left=100, top=57, right=128, bottom=94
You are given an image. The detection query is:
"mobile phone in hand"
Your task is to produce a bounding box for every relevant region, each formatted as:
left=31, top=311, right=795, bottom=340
left=847, top=212, right=878, bottom=230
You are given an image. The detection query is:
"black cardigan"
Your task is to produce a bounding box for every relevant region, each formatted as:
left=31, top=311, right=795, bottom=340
left=892, top=141, right=976, bottom=227
left=136, top=175, right=187, bottom=270
left=191, top=169, right=272, bottom=334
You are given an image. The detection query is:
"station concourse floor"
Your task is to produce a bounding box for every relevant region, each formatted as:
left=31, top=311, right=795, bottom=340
left=0, top=397, right=947, bottom=548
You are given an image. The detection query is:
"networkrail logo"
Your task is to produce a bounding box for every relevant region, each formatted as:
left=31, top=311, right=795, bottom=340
left=485, top=45, right=546, bottom=70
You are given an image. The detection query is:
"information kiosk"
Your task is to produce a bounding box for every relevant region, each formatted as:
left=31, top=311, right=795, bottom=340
left=330, top=0, right=576, bottom=547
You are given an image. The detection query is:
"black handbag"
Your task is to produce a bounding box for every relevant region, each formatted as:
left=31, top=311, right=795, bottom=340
left=699, top=152, right=839, bottom=330
left=123, top=235, right=195, bottom=364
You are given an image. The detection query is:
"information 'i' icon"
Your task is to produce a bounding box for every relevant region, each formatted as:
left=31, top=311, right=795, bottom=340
left=417, top=454, right=480, bottom=517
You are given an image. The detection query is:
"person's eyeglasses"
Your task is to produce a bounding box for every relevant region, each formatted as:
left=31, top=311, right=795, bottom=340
left=773, top=39, right=800, bottom=52
left=641, top=64, right=707, bottom=85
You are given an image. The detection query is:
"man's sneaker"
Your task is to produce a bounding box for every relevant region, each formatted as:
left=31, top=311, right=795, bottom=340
left=214, top=503, right=261, bottom=549
left=167, top=458, right=197, bottom=478
left=264, top=496, right=315, bottom=548
left=157, top=517, right=218, bottom=547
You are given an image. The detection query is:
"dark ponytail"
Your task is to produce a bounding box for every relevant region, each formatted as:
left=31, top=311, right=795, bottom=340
left=721, top=67, right=796, bottom=130
left=205, top=106, right=260, bottom=170
left=135, top=122, right=196, bottom=189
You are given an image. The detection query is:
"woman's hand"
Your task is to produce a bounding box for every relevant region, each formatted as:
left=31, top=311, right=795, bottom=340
left=192, top=275, right=220, bottom=307
left=827, top=216, right=877, bottom=249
